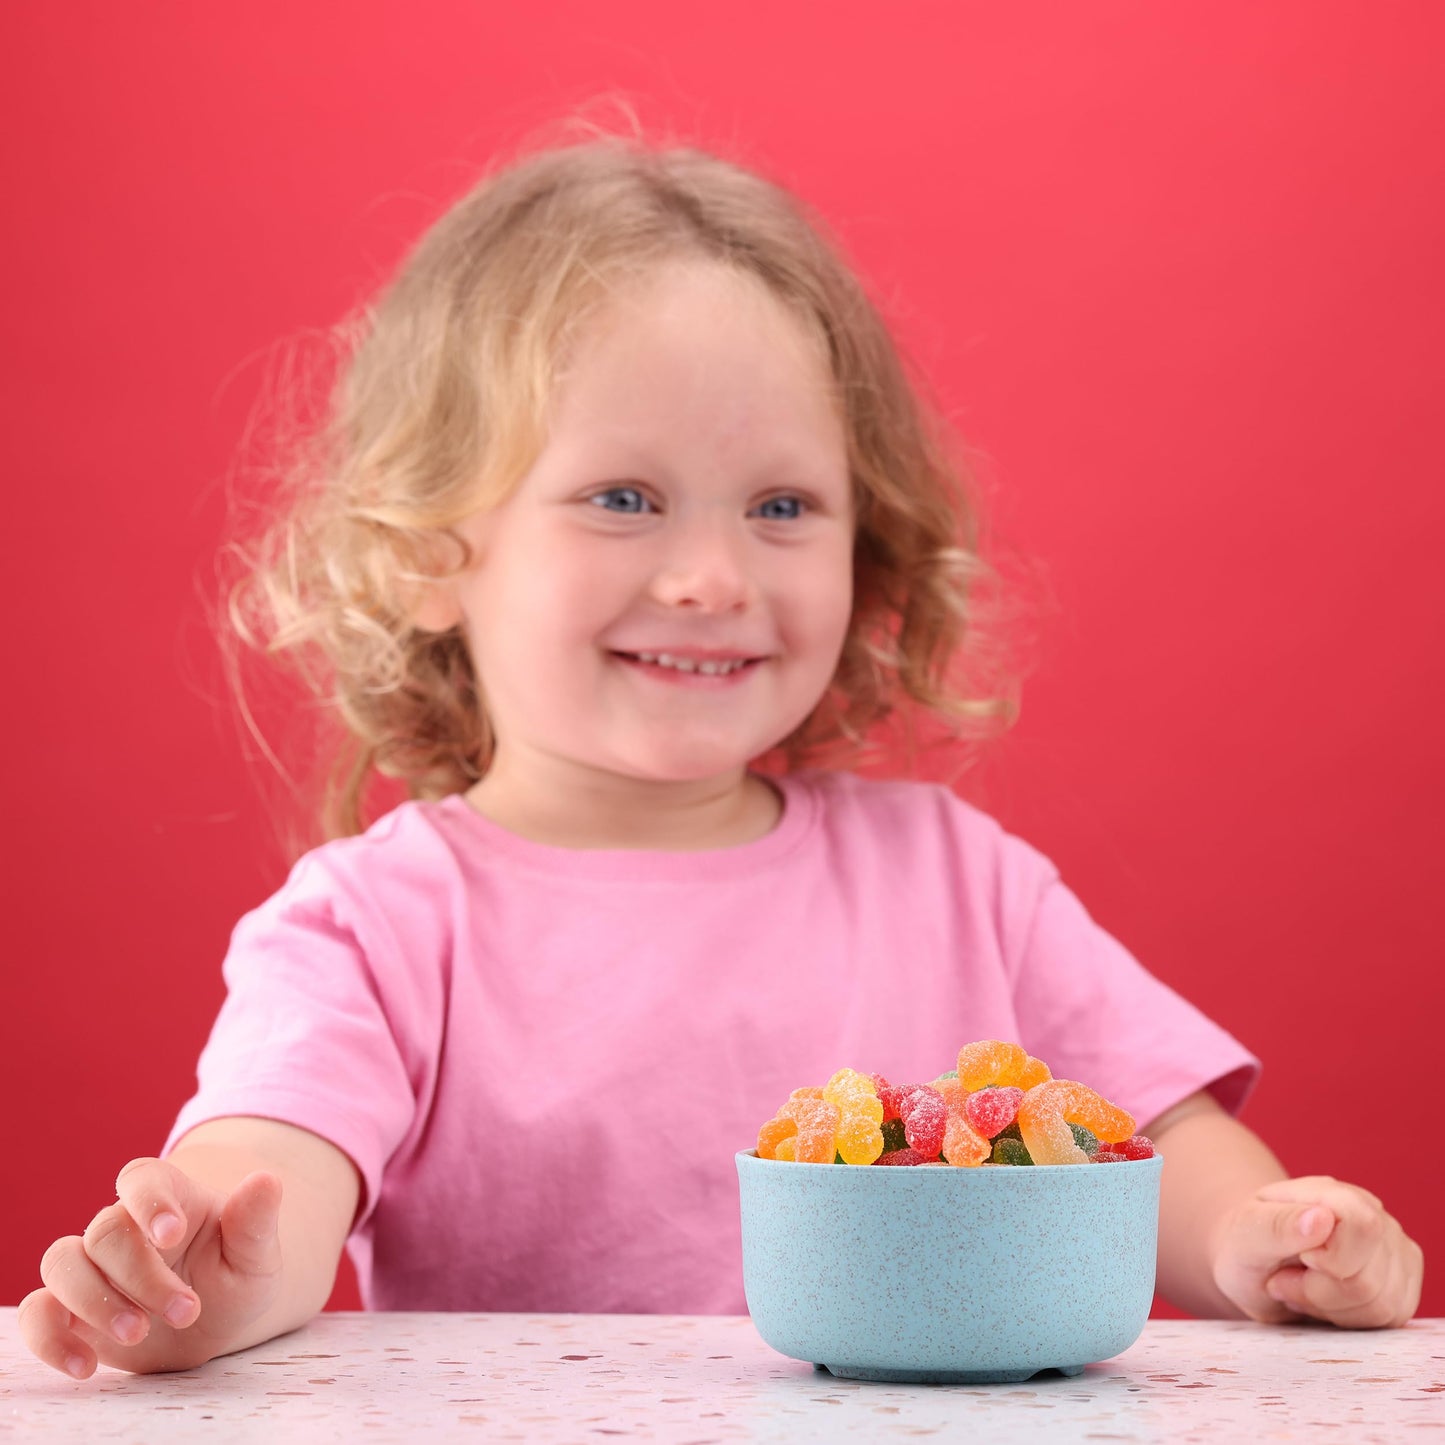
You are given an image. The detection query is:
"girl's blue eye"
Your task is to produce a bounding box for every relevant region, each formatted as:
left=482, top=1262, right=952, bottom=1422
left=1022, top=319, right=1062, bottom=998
left=589, top=486, right=651, bottom=514
left=586, top=488, right=807, bottom=519
left=755, top=495, right=805, bottom=521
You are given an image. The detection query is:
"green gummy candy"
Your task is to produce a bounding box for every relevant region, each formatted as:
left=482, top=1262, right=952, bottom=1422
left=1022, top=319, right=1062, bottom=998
left=1069, top=1123, right=1099, bottom=1156
left=881, top=1118, right=908, bottom=1153
left=834, top=1151, right=846, bottom=1164
left=933, top=1069, right=958, bottom=1081
left=995, top=1121, right=1023, bottom=1143
left=992, top=1136, right=1033, bottom=1166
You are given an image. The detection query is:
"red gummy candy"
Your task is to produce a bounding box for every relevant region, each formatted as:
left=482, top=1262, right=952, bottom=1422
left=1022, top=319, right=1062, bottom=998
left=1114, top=1134, right=1155, bottom=1160
left=964, top=1086, right=1024, bottom=1139
left=875, top=1147, right=928, bottom=1166
left=1093, top=1149, right=1129, bottom=1163
left=869, top=1073, right=904, bottom=1123
left=898, top=1083, right=947, bottom=1159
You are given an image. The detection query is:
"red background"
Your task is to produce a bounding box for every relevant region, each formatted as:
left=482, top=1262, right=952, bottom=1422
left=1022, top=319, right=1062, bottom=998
left=4, top=4, right=1441, bottom=1318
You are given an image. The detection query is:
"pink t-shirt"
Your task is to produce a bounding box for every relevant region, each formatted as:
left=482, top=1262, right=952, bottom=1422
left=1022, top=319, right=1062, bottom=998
left=164, top=769, right=1258, bottom=1313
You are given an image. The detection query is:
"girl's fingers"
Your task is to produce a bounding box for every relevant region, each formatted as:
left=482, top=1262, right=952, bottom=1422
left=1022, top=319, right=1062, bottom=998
left=114, top=1156, right=205, bottom=1253
left=216, top=1171, right=284, bottom=1279
left=79, top=1201, right=199, bottom=1332
left=16, top=1286, right=102, bottom=1380
left=1225, top=1196, right=1336, bottom=1269
left=40, top=1230, right=156, bottom=1348
left=1265, top=1211, right=1424, bottom=1329
left=1256, top=1174, right=1384, bottom=1217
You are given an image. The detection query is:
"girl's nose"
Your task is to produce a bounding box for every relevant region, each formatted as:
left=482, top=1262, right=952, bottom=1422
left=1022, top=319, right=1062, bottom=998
left=649, top=523, right=755, bottom=613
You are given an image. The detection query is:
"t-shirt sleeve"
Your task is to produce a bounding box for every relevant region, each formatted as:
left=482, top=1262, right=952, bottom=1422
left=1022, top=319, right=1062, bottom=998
left=1003, top=843, right=1260, bottom=1131
left=162, top=855, right=418, bottom=1231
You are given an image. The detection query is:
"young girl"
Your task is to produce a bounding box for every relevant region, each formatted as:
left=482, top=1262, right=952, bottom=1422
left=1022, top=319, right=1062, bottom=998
left=22, top=132, right=1422, bottom=1380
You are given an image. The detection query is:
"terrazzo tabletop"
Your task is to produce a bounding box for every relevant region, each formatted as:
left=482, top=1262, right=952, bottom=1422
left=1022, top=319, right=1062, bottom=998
left=2, top=1311, right=1441, bottom=1443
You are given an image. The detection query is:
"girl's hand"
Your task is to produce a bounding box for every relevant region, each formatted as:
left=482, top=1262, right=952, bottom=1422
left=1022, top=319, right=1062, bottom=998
left=1211, top=1174, right=1423, bottom=1328
left=19, top=1156, right=284, bottom=1378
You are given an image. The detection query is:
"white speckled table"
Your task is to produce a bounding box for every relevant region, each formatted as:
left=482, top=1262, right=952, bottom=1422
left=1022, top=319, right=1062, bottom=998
left=2, top=1312, right=1441, bottom=1443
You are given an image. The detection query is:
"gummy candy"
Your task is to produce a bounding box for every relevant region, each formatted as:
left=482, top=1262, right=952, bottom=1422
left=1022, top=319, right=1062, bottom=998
left=1017, top=1080, right=1134, bottom=1165
left=992, top=1136, right=1033, bottom=1165
left=956, top=1040, right=1029, bottom=1091
left=964, top=1086, right=1024, bottom=1139
left=941, top=1111, right=990, bottom=1167
left=824, top=1069, right=886, bottom=1165
left=956, top=1041, right=1054, bottom=1093
left=757, top=1114, right=797, bottom=1160
left=932, top=1077, right=969, bottom=1116
left=1112, top=1134, right=1156, bottom=1160
left=755, top=1042, right=1148, bottom=1169
left=790, top=1097, right=843, bottom=1164
left=869, top=1073, right=905, bottom=1122
left=898, top=1084, right=948, bottom=1159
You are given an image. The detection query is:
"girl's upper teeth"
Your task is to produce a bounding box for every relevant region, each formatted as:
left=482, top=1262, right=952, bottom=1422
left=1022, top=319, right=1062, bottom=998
left=635, top=652, right=747, bottom=675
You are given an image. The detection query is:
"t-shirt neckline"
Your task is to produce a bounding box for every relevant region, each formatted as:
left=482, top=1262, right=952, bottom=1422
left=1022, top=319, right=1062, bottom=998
left=433, top=770, right=818, bottom=882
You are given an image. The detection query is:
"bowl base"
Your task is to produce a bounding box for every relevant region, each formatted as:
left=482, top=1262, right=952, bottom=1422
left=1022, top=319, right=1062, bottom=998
left=815, top=1361, right=1088, bottom=1385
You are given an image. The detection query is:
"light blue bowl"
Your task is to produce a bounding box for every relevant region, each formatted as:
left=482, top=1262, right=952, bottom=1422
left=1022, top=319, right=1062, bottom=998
left=737, top=1149, right=1162, bottom=1384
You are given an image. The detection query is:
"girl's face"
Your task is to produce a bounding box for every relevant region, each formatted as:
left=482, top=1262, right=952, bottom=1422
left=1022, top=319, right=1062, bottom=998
left=441, top=261, right=855, bottom=806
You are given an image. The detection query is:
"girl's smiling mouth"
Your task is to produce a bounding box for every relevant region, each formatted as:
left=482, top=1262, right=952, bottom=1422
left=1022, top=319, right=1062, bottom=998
left=610, top=650, right=767, bottom=683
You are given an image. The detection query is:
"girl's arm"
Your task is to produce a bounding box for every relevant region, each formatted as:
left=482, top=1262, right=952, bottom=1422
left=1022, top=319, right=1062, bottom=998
left=1145, top=1091, right=1423, bottom=1327
left=20, top=1116, right=359, bottom=1377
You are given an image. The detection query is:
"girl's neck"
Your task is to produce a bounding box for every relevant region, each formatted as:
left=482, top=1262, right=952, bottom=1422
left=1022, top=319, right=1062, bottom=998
left=461, top=761, right=783, bottom=852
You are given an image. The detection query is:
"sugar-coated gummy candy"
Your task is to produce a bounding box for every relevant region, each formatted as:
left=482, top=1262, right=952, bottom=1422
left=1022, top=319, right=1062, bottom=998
left=823, top=1068, right=885, bottom=1165
left=1017, top=1080, right=1135, bottom=1166
left=790, top=1097, right=843, bottom=1164
left=956, top=1040, right=1053, bottom=1092
left=941, top=1111, right=990, bottom=1167
left=991, top=1136, right=1033, bottom=1166
left=869, top=1073, right=905, bottom=1122
left=1112, top=1134, right=1155, bottom=1160
left=897, top=1083, right=948, bottom=1159
left=755, top=1041, right=1147, bottom=1169
left=932, top=1077, right=968, bottom=1116
left=757, top=1114, right=797, bottom=1159
left=964, top=1086, right=1024, bottom=1139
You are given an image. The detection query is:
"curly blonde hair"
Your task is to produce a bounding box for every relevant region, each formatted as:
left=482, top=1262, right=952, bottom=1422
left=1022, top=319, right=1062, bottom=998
left=223, top=121, right=1046, bottom=851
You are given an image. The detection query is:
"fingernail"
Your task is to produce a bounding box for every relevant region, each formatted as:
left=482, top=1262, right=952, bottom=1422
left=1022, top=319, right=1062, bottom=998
left=65, top=1354, right=88, bottom=1379
left=1298, top=1207, right=1325, bottom=1237
left=151, top=1212, right=182, bottom=1247
left=164, top=1294, right=196, bottom=1327
left=111, top=1310, right=145, bottom=1345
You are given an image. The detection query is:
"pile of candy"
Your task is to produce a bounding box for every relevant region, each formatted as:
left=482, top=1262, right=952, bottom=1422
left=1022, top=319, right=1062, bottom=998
left=755, top=1040, right=1156, bottom=1167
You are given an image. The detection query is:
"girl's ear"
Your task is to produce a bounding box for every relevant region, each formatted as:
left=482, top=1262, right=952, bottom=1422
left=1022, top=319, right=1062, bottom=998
left=404, top=526, right=473, bottom=633
left=405, top=578, right=464, bottom=634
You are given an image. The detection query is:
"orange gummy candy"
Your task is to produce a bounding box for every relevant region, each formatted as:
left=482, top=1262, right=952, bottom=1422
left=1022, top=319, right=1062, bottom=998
left=1017, top=1079, right=1135, bottom=1165
left=956, top=1040, right=1053, bottom=1092
left=757, top=1088, right=831, bottom=1159
left=790, top=1097, right=842, bottom=1163
left=941, top=1111, right=990, bottom=1167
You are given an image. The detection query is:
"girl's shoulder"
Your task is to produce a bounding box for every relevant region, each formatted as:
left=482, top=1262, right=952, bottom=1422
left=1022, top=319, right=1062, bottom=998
left=274, top=795, right=472, bottom=901
left=789, top=767, right=1041, bottom=865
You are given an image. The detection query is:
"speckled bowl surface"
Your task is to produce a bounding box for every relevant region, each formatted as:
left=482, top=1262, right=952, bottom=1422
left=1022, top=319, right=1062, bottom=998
left=736, top=1149, right=1163, bottom=1384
